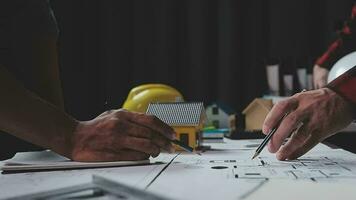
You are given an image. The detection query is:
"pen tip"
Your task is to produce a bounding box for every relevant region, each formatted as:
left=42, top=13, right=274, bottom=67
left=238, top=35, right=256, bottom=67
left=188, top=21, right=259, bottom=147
left=251, top=152, right=258, bottom=160
left=194, top=151, right=202, bottom=156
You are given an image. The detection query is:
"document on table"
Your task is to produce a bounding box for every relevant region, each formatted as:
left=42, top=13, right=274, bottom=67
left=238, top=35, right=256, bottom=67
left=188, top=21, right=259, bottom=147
left=2, top=139, right=356, bottom=200
left=244, top=180, right=356, bottom=200
left=0, top=152, right=177, bottom=199
left=147, top=139, right=356, bottom=200
left=1, top=150, right=150, bottom=173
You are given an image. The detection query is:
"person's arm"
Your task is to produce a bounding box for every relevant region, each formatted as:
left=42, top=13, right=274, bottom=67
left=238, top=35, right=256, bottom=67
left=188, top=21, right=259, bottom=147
left=327, top=66, right=356, bottom=106
left=314, top=4, right=356, bottom=89
left=263, top=66, right=356, bottom=160
left=31, top=35, right=65, bottom=110
left=0, top=65, right=175, bottom=161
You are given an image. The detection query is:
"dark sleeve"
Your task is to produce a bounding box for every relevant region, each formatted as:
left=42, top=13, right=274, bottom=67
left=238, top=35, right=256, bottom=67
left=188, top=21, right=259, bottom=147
left=326, top=66, right=356, bottom=106
left=13, top=0, right=59, bottom=36
left=315, top=4, right=356, bottom=70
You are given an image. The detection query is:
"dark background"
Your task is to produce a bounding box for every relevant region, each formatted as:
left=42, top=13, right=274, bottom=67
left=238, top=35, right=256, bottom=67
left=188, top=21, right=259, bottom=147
left=51, top=0, right=354, bottom=121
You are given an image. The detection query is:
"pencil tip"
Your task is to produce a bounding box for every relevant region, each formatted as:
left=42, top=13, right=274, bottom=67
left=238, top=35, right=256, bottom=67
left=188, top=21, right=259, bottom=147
left=251, top=152, right=258, bottom=160
left=194, top=151, right=202, bottom=156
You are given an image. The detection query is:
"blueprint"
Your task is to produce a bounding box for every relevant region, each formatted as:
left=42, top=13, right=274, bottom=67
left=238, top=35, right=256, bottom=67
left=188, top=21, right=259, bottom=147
left=244, top=179, right=356, bottom=200
left=147, top=140, right=356, bottom=200
left=2, top=139, right=356, bottom=200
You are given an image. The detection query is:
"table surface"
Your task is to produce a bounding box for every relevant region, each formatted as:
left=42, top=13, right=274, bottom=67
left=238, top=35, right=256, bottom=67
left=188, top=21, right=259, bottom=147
left=1, top=139, right=356, bottom=200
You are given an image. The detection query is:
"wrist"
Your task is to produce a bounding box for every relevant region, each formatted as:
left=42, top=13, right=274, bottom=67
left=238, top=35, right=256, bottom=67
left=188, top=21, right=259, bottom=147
left=324, top=87, right=355, bottom=121
left=66, top=120, right=92, bottom=160
left=51, top=118, right=80, bottom=159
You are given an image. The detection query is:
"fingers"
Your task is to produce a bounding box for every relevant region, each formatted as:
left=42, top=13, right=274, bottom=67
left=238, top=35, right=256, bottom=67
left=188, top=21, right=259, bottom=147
left=121, top=136, right=161, bottom=158
left=97, top=109, right=116, bottom=118
left=275, top=125, right=321, bottom=161
left=267, top=111, right=305, bottom=153
left=314, top=81, right=324, bottom=89
left=313, top=75, right=320, bottom=89
left=122, top=120, right=173, bottom=152
left=72, top=150, right=149, bottom=162
left=313, top=79, right=318, bottom=90
left=117, top=110, right=176, bottom=140
left=276, top=124, right=309, bottom=160
left=284, top=135, right=320, bottom=160
left=151, top=134, right=174, bottom=152
left=117, top=149, right=151, bottom=161
left=263, top=98, right=298, bottom=134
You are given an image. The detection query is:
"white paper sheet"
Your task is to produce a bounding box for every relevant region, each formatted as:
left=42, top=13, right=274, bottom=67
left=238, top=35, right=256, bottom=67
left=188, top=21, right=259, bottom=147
left=244, top=180, right=356, bottom=200
left=0, top=153, right=177, bottom=199
left=1, top=150, right=149, bottom=172
left=147, top=139, right=356, bottom=200
left=2, top=139, right=356, bottom=200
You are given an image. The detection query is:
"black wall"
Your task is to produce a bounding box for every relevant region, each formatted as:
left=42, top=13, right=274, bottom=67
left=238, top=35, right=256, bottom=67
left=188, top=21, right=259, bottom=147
left=51, top=0, right=354, bottom=120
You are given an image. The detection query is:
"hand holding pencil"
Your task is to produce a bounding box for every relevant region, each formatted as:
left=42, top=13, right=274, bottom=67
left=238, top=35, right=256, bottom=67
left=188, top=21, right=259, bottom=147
left=256, top=88, right=353, bottom=161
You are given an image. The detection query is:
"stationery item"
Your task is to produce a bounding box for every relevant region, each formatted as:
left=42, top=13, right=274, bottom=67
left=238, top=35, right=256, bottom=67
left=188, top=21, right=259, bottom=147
left=1, top=150, right=149, bottom=173
left=171, top=140, right=201, bottom=156
left=202, top=128, right=227, bottom=143
left=251, top=113, right=288, bottom=160
left=2, top=139, right=356, bottom=200
left=9, top=175, right=168, bottom=200
left=252, top=89, right=307, bottom=160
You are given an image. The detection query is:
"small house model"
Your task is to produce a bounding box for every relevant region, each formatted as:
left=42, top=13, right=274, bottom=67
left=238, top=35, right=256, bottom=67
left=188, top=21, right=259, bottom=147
left=205, top=102, right=235, bottom=129
left=146, top=102, right=206, bottom=150
left=242, top=98, right=273, bottom=131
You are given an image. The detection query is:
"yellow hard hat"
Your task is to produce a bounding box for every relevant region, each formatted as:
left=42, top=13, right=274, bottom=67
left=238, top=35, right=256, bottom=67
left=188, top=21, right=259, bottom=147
left=122, top=84, right=184, bottom=113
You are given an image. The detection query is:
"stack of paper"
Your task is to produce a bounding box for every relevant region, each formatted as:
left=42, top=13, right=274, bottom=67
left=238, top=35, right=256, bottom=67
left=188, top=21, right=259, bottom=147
left=202, top=128, right=228, bottom=143
left=1, top=150, right=149, bottom=173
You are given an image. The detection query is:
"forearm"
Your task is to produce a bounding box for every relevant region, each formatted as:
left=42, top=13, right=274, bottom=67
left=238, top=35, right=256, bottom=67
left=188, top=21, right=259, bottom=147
left=0, top=66, right=77, bottom=157
left=31, top=35, right=65, bottom=110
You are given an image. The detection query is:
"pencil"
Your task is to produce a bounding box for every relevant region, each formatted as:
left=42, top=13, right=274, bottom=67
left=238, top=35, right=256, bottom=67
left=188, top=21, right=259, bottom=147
left=171, top=139, right=201, bottom=156
left=251, top=113, right=288, bottom=160
left=252, top=90, right=307, bottom=160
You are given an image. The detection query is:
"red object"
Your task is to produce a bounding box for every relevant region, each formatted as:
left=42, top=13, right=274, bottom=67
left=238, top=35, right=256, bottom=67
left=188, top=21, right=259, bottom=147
left=327, top=66, right=356, bottom=105
left=316, top=3, right=356, bottom=69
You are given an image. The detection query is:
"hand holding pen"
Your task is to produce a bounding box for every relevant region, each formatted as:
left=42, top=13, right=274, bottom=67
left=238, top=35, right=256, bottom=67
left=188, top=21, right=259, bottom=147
left=251, top=90, right=303, bottom=160
left=253, top=88, right=354, bottom=161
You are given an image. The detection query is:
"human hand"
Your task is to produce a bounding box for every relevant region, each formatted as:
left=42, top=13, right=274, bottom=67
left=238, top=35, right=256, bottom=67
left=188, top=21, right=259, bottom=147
left=69, top=109, right=176, bottom=162
left=263, top=88, right=353, bottom=160
left=313, top=65, right=329, bottom=89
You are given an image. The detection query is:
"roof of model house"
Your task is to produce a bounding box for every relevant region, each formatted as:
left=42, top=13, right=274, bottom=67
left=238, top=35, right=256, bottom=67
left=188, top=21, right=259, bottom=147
left=242, top=98, right=273, bottom=114
left=146, top=102, right=205, bottom=126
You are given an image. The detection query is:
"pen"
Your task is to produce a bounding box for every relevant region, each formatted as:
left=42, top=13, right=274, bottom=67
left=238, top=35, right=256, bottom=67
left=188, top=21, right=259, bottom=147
left=251, top=89, right=306, bottom=160
left=171, top=139, right=201, bottom=156
left=251, top=112, right=288, bottom=160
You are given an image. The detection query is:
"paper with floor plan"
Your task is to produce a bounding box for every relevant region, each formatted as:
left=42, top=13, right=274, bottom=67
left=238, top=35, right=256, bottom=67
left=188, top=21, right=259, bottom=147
left=244, top=180, right=356, bottom=200
left=2, top=139, right=356, bottom=200
left=147, top=140, right=356, bottom=200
